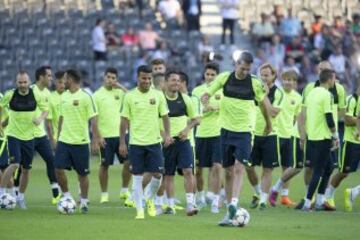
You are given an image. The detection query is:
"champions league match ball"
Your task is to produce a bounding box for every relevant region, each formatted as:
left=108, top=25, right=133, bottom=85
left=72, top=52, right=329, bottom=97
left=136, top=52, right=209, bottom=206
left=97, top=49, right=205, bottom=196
left=0, top=193, right=16, bottom=210
left=57, top=197, right=77, bottom=215
left=232, top=208, right=250, bottom=227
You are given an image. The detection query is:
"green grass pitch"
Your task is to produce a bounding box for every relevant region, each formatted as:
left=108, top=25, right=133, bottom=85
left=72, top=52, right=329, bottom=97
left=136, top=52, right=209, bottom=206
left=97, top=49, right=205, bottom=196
left=1, top=156, right=359, bottom=240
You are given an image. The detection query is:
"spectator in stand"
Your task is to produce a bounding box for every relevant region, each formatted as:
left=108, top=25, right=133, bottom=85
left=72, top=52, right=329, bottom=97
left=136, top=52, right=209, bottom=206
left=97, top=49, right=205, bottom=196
left=198, top=35, right=214, bottom=56
left=311, top=15, right=323, bottom=35
left=218, top=0, right=239, bottom=49
left=158, top=0, right=183, bottom=29
left=252, top=49, right=267, bottom=74
left=320, top=26, right=343, bottom=60
left=132, top=50, right=149, bottom=84
left=266, top=34, right=286, bottom=71
left=352, top=13, right=360, bottom=39
left=251, top=13, right=275, bottom=47
left=285, top=36, right=304, bottom=63
left=182, top=0, right=202, bottom=32
left=153, top=41, right=171, bottom=61
left=314, top=24, right=330, bottom=51
left=300, top=56, right=317, bottom=87
left=329, top=45, right=348, bottom=85
left=92, top=18, right=107, bottom=61
left=138, top=23, right=162, bottom=51
left=282, top=55, right=300, bottom=75
left=122, top=27, right=139, bottom=47
left=342, top=20, right=358, bottom=57
left=334, top=16, right=346, bottom=35
left=279, top=8, right=301, bottom=44
left=105, top=23, right=121, bottom=49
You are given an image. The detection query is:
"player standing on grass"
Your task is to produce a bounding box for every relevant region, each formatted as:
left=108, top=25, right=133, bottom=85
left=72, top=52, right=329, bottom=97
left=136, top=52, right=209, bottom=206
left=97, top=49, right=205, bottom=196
left=94, top=68, right=131, bottom=204
left=202, top=51, right=272, bottom=226
left=246, top=63, right=284, bottom=210
left=54, top=69, right=102, bottom=214
left=192, top=62, right=223, bottom=213
left=324, top=84, right=360, bottom=209
left=0, top=71, right=48, bottom=209
left=296, top=61, right=345, bottom=209
left=162, top=70, right=200, bottom=216
left=269, top=70, right=302, bottom=207
left=299, top=69, right=339, bottom=211
left=119, top=65, right=172, bottom=219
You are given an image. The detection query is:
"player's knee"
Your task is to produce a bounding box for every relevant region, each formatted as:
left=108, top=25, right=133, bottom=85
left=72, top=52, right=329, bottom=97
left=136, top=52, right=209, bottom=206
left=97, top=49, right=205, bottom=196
left=100, top=164, right=109, bottom=171
left=263, top=168, right=273, bottom=175
left=152, top=173, right=162, bottom=179
left=182, top=168, right=192, bottom=177
left=212, top=163, right=222, bottom=173
left=225, top=168, right=233, bottom=179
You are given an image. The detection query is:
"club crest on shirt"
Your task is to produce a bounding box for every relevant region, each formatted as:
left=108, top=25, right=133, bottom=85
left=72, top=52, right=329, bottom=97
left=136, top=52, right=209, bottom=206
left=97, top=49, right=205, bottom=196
left=73, top=100, right=79, bottom=106
left=115, top=95, right=120, bottom=100
left=215, top=94, right=221, bottom=100
left=149, top=98, right=156, bottom=105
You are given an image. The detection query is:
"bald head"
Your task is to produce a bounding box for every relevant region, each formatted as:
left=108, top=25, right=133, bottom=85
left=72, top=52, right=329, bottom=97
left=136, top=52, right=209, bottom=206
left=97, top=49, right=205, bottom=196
left=318, top=61, right=332, bottom=74
left=16, top=71, right=31, bottom=94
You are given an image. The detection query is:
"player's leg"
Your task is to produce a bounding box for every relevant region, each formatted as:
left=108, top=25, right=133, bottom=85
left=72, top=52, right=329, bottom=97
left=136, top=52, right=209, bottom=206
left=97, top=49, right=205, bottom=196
left=118, top=135, right=131, bottom=199
left=164, top=142, right=177, bottom=214
left=34, top=136, right=60, bottom=203
left=209, top=163, right=222, bottom=213
left=98, top=138, right=112, bottom=203
left=247, top=136, right=262, bottom=208
left=0, top=139, right=15, bottom=197
left=195, top=167, right=206, bottom=207
left=303, top=140, right=331, bottom=211
left=304, top=139, right=313, bottom=194
left=54, top=142, right=72, bottom=200
left=278, top=138, right=295, bottom=206
left=16, top=139, right=35, bottom=209
left=194, top=137, right=208, bottom=208
left=315, top=156, right=334, bottom=211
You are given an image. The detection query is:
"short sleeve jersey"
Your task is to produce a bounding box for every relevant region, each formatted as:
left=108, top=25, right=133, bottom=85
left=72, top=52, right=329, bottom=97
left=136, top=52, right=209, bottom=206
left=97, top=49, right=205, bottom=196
left=192, top=81, right=222, bottom=138
left=58, top=89, right=97, bottom=144
left=121, top=88, right=168, bottom=146
left=93, top=86, right=125, bottom=138
left=305, top=87, right=333, bottom=140
left=48, top=91, right=63, bottom=139
left=207, top=72, right=266, bottom=133
left=277, top=89, right=302, bottom=138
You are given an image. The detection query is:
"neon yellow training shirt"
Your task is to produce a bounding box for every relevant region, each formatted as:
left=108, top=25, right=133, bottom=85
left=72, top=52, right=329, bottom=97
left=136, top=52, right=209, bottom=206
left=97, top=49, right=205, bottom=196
left=305, top=87, right=333, bottom=140
left=58, top=89, right=97, bottom=144
left=277, top=89, right=302, bottom=139
left=121, top=88, right=168, bottom=146
left=207, top=72, right=266, bottom=133
left=192, top=81, right=222, bottom=138
left=343, top=94, right=360, bottom=144
left=93, top=86, right=125, bottom=138
left=1, top=88, right=48, bottom=141
left=48, top=90, right=63, bottom=140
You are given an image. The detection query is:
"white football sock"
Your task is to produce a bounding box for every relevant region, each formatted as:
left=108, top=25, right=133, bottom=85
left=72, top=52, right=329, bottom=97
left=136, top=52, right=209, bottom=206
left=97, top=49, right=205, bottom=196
left=168, top=198, right=175, bottom=208
left=132, top=175, right=144, bottom=211
left=146, top=177, right=161, bottom=200
left=325, top=185, right=336, bottom=199
left=281, top=189, right=289, bottom=197
left=63, top=192, right=72, bottom=199
left=101, top=192, right=108, bottom=197
left=186, top=193, right=194, bottom=206
left=260, top=192, right=268, bottom=204
left=206, top=191, right=214, bottom=200
left=154, top=195, right=163, bottom=206
left=253, top=184, right=261, bottom=196
left=197, top=190, right=205, bottom=202
left=230, top=197, right=238, bottom=207
left=304, top=198, right=311, bottom=208
left=272, top=178, right=284, bottom=192
left=315, top=194, right=325, bottom=206
left=17, top=192, right=25, bottom=201
left=351, top=185, right=360, bottom=201
left=80, top=198, right=88, bottom=205
left=51, top=183, right=59, bottom=189
left=212, top=194, right=220, bottom=207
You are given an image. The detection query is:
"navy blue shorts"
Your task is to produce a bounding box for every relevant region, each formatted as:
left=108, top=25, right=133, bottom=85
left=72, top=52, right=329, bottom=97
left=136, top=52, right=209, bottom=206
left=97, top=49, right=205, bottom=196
left=164, top=139, right=194, bottom=176
left=292, top=137, right=304, bottom=169
left=195, top=136, right=222, bottom=168
left=100, top=135, right=129, bottom=166
left=340, top=141, right=360, bottom=173
left=308, top=139, right=332, bottom=169
left=0, top=139, right=9, bottom=169
left=220, top=129, right=252, bottom=168
left=279, top=138, right=293, bottom=168
left=54, top=141, right=90, bottom=176
left=251, top=135, right=280, bottom=168
left=7, top=136, right=34, bottom=169
left=129, top=143, right=164, bottom=175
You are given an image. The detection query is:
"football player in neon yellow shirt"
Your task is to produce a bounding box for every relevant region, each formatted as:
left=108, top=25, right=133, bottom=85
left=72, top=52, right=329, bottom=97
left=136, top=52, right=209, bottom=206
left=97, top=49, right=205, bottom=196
left=119, top=65, right=172, bottom=219
left=299, top=69, right=339, bottom=211
left=246, top=63, right=285, bottom=210
left=0, top=93, right=11, bottom=194
left=202, top=52, right=272, bottom=226
left=0, top=71, right=48, bottom=209
left=93, top=68, right=130, bottom=204
left=192, top=62, right=223, bottom=213
left=54, top=69, right=103, bottom=214
left=269, top=70, right=303, bottom=207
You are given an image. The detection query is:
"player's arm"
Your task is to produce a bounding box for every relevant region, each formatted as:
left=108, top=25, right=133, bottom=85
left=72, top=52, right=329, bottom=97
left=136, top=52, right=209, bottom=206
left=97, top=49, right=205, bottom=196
left=298, top=106, right=307, bottom=144
left=344, top=97, right=357, bottom=126
left=33, top=92, right=49, bottom=126
left=57, top=115, right=63, bottom=141
left=119, top=116, right=129, bottom=157
left=179, top=95, right=200, bottom=141
left=46, top=119, right=56, bottom=150
left=357, top=113, right=360, bottom=139
left=337, top=83, right=346, bottom=119
left=259, top=97, right=273, bottom=135
left=112, top=81, right=128, bottom=93
left=201, top=72, right=227, bottom=104
left=269, top=89, right=284, bottom=117
left=324, top=94, right=339, bottom=149
left=90, top=115, right=105, bottom=154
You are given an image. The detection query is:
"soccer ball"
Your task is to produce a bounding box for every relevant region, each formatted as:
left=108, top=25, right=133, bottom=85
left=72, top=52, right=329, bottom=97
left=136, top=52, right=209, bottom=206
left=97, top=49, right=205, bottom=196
left=0, top=193, right=16, bottom=210
left=57, top=197, right=76, bottom=215
left=232, top=208, right=250, bottom=227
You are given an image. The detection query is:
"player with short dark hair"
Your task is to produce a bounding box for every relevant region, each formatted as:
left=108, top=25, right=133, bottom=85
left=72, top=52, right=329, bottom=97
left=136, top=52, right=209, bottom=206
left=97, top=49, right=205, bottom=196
left=202, top=51, right=272, bottom=226
left=119, top=65, right=172, bottom=219
left=0, top=71, right=48, bottom=209
left=54, top=69, right=103, bottom=214
left=94, top=68, right=130, bottom=204
left=192, top=62, right=223, bottom=213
